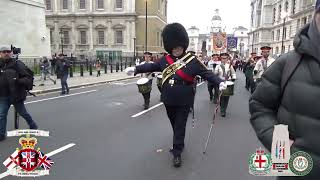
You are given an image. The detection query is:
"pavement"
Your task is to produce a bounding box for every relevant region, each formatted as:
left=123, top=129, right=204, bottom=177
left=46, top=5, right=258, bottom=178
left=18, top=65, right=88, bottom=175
left=0, top=71, right=274, bottom=180
left=32, top=70, right=137, bottom=95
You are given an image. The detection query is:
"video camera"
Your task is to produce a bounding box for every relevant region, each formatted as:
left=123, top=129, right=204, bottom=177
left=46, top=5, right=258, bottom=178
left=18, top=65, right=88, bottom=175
left=11, top=45, right=21, bottom=55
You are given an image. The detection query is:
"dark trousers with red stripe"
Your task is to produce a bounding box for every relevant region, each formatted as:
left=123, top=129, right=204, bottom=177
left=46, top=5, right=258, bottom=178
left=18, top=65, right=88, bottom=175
left=164, top=104, right=190, bottom=156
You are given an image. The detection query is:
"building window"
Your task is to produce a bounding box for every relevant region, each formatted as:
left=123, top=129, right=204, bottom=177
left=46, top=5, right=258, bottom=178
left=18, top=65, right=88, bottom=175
left=97, top=0, right=104, bottom=9
left=276, top=47, right=279, bottom=54
left=157, top=32, right=160, bottom=46
left=50, top=30, right=53, bottom=44
left=62, top=0, right=68, bottom=9
left=278, top=5, right=282, bottom=21
left=271, top=31, right=274, bottom=41
left=302, top=17, right=307, bottom=25
left=46, top=0, right=52, bottom=10
left=165, top=1, right=167, bottom=16
left=297, top=19, right=300, bottom=29
left=292, top=0, right=296, bottom=14
left=116, top=0, right=123, bottom=9
left=277, top=29, right=280, bottom=41
left=273, top=8, right=276, bottom=23
left=63, top=31, right=70, bottom=44
left=283, top=27, right=287, bottom=39
left=308, top=15, right=312, bottom=23
left=289, top=26, right=292, bottom=37
left=284, top=1, right=289, bottom=12
left=98, top=31, right=105, bottom=44
left=80, top=31, right=87, bottom=44
left=115, top=30, right=123, bottom=44
left=79, top=0, right=86, bottom=9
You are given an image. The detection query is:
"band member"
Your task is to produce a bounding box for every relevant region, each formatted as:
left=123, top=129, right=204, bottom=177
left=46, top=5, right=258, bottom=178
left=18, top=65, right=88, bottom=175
left=214, top=53, right=236, bottom=117
left=125, top=23, right=226, bottom=168
left=244, top=52, right=257, bottom=90
left=248, top=56, right=261, bottom=93
left=207, top=54, right=221, bottom=103
left=140, top=52, right=154, bottom=110
left=253, top=46, right=275, bottom=84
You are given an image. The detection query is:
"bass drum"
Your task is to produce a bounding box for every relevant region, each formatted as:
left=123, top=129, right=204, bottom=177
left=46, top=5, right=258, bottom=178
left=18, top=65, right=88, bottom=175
left=137, top=78, right=152, bottom=94
left=221, top=81, right=234, bottom=96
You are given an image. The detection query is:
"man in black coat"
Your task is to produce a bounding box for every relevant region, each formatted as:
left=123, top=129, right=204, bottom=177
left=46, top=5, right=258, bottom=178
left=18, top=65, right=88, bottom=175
left=0, top=46, right=38, bottom=141
left=125, top=23, right=226, bottom=168
left=249, top=3, right=320, bottom=179
left=56, top=54, right=71, bottom=95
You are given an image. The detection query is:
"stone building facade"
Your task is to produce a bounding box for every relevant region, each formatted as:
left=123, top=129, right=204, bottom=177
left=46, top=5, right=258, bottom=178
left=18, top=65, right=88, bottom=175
left=248, top=0, right=315, bottom=56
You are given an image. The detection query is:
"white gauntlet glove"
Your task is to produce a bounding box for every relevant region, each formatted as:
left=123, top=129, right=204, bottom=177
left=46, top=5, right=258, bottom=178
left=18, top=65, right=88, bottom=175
left=125, top=67, right=136, bottom=76
left=219, top=82, right=227, bottom=91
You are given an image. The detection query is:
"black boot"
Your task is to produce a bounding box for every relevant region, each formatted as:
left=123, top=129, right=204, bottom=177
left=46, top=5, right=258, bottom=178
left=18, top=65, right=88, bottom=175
left=0, top=134, right=6, bottom=141
left=144, top=100, right=150, bottom=110
left=173, top=155, right=182, bottom=168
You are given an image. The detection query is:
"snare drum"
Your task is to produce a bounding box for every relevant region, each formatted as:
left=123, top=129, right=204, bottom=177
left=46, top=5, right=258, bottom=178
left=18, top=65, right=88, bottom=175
left=137, top=78, right=152, bottom=94
left=221, top=81, right=234, bottom=96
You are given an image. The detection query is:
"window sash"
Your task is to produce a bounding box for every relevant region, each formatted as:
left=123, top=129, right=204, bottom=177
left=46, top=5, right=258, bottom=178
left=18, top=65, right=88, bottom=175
left=98, top=31, right=105, bottom=44
left=97, top=0, right=104, bottom=9
left=63, top=31, right=69, bottom=44
left=116, top=30, right=123, bottom=44
left=80, top=0, right=86, bottom=9
left=116, top=0, right=123, bottom=9
left=46, top=0, right=52, bottom=10
left=62, top=0, right=68, bottom=9
left=80, top=31, right=87, bottom=44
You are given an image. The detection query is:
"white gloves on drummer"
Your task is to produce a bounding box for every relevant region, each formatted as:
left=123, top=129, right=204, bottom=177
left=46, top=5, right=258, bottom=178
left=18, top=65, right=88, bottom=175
left=219, top=82, right=228, bottom=91
left=125, top=67, right=136, bottom=76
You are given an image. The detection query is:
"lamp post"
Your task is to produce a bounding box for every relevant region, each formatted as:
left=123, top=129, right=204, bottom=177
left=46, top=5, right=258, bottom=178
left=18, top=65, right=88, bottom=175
left=145, top=0, right=148, bottom=52
left=59, top=29, right=64, bottom=55
left=133, top=37, right=136, bottom=61
left=281, top=12, right=289, bottom=54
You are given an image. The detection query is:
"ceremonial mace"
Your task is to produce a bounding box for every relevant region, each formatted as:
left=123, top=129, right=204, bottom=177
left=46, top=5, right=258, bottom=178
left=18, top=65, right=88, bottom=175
left=203, top=54, right=234, bottom=154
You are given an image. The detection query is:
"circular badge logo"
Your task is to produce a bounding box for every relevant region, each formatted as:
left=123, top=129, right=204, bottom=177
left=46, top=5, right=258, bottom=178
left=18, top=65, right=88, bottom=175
left=289, top=151, right=313, bottom=176
left=249, top=152, right=272, bottom=175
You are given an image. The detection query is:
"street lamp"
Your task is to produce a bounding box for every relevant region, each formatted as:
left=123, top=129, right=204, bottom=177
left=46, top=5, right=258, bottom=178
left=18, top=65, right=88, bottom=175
left=281, top=12, right=289, bottom=54
left=133, top=37, right=136, bottom=61
left=145, top=0, right=148, bottom=52
left=59, top=28, right=64, bottom=55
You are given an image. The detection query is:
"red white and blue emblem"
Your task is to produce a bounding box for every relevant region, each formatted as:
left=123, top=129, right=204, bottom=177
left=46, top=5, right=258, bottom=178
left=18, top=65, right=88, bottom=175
left=18, top=149, right=39, bottom=171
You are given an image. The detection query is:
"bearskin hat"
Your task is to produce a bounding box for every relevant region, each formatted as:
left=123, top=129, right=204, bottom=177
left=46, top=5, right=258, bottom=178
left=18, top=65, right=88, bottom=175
left=162, top=23, right=189, bottom=54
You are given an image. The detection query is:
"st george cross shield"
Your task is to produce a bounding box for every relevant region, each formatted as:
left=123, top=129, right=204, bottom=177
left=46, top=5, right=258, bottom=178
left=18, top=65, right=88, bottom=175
left=18, top=149, right=39, bottom=171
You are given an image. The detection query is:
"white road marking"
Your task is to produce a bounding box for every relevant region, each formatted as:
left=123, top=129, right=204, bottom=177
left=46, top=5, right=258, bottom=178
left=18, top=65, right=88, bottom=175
left=131, top=82, right=205, bottom=118
left=131, top=103, right=164, bottom=118
left=25, top=90, right=97, bottom=105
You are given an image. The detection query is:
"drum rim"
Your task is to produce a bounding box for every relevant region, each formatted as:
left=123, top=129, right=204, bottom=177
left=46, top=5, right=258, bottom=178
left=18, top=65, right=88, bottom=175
left=137, top=78, right=149, bottom=84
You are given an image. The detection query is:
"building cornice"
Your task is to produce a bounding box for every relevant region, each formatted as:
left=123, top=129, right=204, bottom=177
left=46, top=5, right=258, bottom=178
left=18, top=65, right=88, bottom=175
left=11, top=0, right=45, bottom=8
left=290, top=6, right=314, bottom=18
left=137, top=15, right=167, bottom=24
left=46, top=13, right=137, bottom=19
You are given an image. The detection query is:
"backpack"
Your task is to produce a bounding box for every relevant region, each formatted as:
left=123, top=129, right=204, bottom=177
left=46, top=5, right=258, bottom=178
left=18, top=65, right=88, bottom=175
left=280, top=51, right=302, bottom=98
left=15, top=60, right=35, bottom=91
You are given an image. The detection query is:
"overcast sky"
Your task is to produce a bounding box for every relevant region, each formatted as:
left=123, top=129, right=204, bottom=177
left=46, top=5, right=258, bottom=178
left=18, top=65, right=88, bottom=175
left=167, top=0, right=251, bottom=34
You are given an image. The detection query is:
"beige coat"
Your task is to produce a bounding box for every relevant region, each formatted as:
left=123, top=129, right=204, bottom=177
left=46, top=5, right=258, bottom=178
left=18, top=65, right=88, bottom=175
left=214, top=63, right=237, bottom=81
left=253, top=57, right=275, bottom=80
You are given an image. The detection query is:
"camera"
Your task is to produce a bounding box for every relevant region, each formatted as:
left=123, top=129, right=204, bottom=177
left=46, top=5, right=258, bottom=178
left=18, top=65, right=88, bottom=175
left=11, top=45, right=21, bottom=55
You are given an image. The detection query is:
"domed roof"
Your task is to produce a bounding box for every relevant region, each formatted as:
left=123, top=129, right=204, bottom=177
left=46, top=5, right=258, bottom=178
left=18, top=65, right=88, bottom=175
left=211, top=9, right=222, bottom=21
left=212, top=15, right=221, bottom=21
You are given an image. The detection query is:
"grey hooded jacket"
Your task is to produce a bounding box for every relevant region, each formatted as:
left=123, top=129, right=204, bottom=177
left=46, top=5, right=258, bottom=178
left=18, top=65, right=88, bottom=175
left=249, top=19, right=320, bottom=179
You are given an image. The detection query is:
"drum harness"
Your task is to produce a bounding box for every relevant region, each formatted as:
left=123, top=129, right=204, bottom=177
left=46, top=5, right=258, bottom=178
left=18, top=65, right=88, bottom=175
left=203, top=58, right=234, bottom=154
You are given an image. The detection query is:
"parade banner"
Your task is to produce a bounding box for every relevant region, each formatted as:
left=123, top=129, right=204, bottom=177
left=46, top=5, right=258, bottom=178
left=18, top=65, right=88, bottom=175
left=212, top=32, right=227, bottom=51
left=227, top=37, right=238, bottom=49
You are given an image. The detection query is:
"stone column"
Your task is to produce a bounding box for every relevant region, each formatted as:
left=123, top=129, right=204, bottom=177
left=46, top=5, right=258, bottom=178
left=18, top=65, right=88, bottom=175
left=54, top=20, right=59, bottom=52
left=71, top=19, right=76, bottom=53
left=54, top=0, right=58, bottom=13
left=89, top=17, right=94, bottom=50
left=72, top=0, right=75, bottom=13
left=89, top=0, right=93, bottom=12
left=107, top=19, right=112, bottom=47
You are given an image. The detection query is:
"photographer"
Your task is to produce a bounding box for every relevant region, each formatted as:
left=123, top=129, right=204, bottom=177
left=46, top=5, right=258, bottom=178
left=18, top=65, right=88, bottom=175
left=0, top=46, right=38, bottom=141
left=39, top=57, right=56, bottom=86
